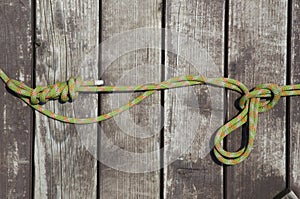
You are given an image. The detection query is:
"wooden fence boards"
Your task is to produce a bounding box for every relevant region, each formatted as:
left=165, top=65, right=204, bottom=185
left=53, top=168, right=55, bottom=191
left=226, top=0, right=288, bottom=198
left=34, top=0, right=98, bottom=198
left=291, top=0, right=300, bottom=196
left=1, top=0, right=300, bottom=198
left=0, top=1, right=33, bottom=198
left=99, top=0, right=162, bottom=198
left=164, top=0, right=225, bottom=198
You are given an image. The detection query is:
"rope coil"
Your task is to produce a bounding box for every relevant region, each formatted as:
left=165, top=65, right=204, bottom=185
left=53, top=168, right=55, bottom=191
left=1, top=68, right=299, bottom=165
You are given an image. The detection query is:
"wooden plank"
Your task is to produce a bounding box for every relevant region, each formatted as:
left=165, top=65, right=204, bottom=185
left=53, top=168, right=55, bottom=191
left=0, top=1, right=33, bottom=198
left=99, top=0, right=162, bottom=198
left=34, top=0, right=99, bottom=198
left=164, top=0, right=225, bottom=198
left=290, top=0, right=300, bottom=196
left=226, top=0, right=287, bottom=198
left=282, top=191, right=299, bottom=199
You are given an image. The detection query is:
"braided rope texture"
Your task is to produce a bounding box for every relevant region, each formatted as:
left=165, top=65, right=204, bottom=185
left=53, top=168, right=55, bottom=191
left=1, top=68, right=299, bottom=165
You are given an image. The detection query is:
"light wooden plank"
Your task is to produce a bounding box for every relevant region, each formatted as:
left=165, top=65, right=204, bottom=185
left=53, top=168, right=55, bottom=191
left=99, top=0, right=162, bottom=198
left=0, top=1, right=33, bottom=198
left=164, top=0, right=225, bottom=198
left=226, top=0, right=287, bottom=198
left=34, top=0, right=99, bottom=198
left=290, top=0, right=300, bottom=196
left=282, top=191, right=299, bottom=199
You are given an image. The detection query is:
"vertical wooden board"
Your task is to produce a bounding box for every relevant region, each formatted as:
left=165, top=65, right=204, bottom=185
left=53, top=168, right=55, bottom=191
left=164, top=0, right=225, bottom=198
left=282, top=191, right=299, bottom=199
left=0, top=1, right=33, bottom=198
left=290, top=0, right=300, bottom=196
left=100, top=0, right=162, bottom=198
left=226, top=0, right=287, bottom=198
left=34, top=0, right=98, bottom=198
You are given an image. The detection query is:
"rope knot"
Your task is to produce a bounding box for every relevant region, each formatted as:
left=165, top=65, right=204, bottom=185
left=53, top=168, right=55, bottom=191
left=5, top=76, right=82, bottom=105
left=239, top=83, right=282, bottom=113
left=30, top=77, right=82, bottom=105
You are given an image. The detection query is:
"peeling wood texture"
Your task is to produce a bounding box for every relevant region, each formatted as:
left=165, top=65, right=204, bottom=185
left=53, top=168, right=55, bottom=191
left=34, top=0, right=98, bottom=198
left=226, top=0, right=287, bottom=198
left=164, top=0, right=225, bottom=198
left=291, top=0, right=300, bottom=197
left=0, top=0, right=33, bottom=198
left=99, top=0, right=162, bottom=198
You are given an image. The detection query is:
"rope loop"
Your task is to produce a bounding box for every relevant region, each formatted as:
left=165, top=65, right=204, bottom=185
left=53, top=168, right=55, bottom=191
left=212, top=83, right=283, bottom=165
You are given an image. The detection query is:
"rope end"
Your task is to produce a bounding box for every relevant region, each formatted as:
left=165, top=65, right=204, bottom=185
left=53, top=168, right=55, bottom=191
left=94, top=80, right=104, bottom=86
left=0, top=68, right=10, bottom=83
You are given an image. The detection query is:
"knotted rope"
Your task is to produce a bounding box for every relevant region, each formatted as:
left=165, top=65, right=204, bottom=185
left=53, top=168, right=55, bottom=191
left=1, top=68, right=299, bottom=165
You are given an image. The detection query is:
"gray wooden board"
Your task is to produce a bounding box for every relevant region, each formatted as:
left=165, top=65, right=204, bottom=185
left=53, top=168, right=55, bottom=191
left=291, top=0, right=300, bottom=196
left=34, top=0, right=99, bottom=198
left=0, top=0, right=33, bottom=198
left=164, top=0, right=225, bottom=198
left=226, top=0, right=287, bottom=198
left=99, top=0, right=162, bottom=198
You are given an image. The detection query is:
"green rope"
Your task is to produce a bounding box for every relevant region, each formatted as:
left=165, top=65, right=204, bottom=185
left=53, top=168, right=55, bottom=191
left=1, top=68, right=299, bottom=165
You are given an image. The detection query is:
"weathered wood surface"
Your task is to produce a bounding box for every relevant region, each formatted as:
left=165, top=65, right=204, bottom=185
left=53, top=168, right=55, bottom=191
left=0, top=0, right=33, bottom=198
left=226, top=0, right=287, bottom=198
left=164, top=0, right=225, bottom=198
left=99, top=0, right=162, bottom=198
left=34, top=0, right=98, bottom=198
left=291, top=0, right=300, bottom=197
left=1, top=0, right=300, bottom=198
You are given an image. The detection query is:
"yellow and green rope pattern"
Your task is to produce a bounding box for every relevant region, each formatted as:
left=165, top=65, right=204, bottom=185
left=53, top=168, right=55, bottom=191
left=1, top=68, right=299, bottom=165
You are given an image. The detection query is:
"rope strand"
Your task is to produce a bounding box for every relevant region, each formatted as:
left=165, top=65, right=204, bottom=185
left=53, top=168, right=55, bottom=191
left=1, top=68, right=300, bottom=165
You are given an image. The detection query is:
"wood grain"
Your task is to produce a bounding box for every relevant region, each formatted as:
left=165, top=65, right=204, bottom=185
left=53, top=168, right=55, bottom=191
left=282, top=191, right=299, bottom=199
left=290, top=0, right=300, bottom=196
left=99, top=0, right=162, bottom=198
left=164, top=0, right=225, bottom=198
left=34, top=0, right=99, bottom=198
left=0, top=0, right=33, bottom=198
left=226, top=0, right=287, bottom=198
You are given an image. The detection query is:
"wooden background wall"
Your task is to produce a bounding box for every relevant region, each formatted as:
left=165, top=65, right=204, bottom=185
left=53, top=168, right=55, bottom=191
left=0, top=0, right=299, bottom=198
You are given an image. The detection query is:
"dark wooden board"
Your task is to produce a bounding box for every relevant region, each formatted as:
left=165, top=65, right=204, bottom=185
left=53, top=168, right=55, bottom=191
left=164, top=0, right=225, bottom=198
left=290, top=0, right=300, bottom=196
left=34, top=0, right=99, bottom=198
left=226, top=0, right=288, bottom=198
left=99, top=0, right=162, bottom=198
left=0, top=1, right=33, bottom=198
